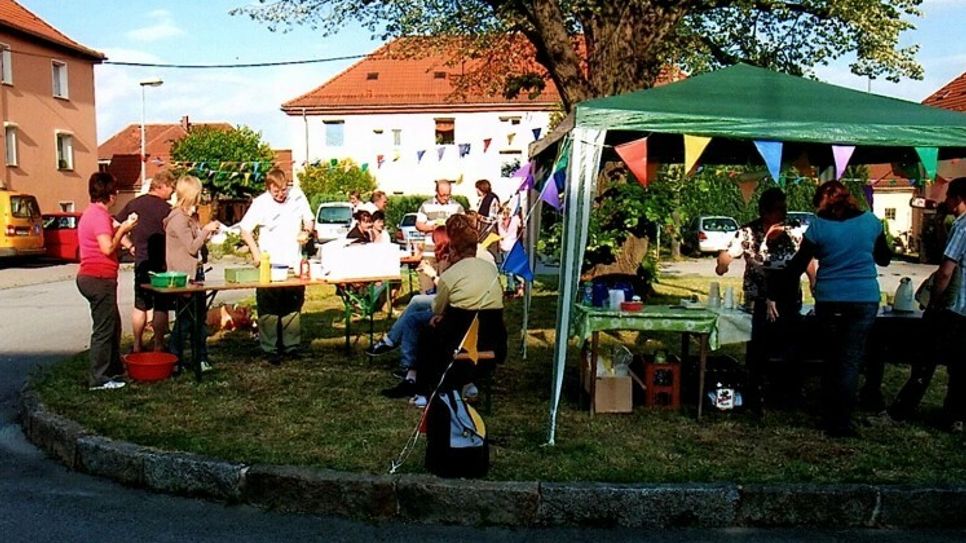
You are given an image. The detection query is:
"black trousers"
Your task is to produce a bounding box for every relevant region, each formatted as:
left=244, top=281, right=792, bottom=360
left=77, top=275, right=124, bottom=387
left=415, top=307, right=506, bottom=395
left=746, top=297, right=803, bottom=411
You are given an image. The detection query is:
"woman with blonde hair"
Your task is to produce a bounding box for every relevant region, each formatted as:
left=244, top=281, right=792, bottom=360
left=164, top=175, right=221, bottom=372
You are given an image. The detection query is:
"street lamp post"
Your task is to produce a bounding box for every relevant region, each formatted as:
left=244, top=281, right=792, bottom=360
left=139, top=78, right=163, bottom=188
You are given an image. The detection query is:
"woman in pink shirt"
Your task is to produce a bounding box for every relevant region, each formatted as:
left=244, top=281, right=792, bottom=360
left=76, top=172, right=138, bottom=390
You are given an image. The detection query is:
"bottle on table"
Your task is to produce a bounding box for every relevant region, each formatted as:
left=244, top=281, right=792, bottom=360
left=259, top=252, right=271, bottom=284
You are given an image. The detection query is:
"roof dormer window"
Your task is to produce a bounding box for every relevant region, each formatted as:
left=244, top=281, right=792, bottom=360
left=433, top=71, right=447, bottom=80
left=366, top=72, right=379, bottom=81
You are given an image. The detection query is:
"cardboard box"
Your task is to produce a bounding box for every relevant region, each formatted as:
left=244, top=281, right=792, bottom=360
left=581, top=355, right=633, bottom=413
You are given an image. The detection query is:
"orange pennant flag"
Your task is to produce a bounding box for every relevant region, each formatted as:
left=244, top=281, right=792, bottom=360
left=615, top=137, right=649, bottom=187
left=684, top=135, right=712, bottom=176
left=459, top=316, right=480, bottom=364
left=738, top=178, right=758, bottom=204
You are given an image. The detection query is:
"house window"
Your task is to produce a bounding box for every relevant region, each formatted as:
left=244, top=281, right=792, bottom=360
left=324, top=120, right=344, bottom=146
left=366, top=72, right=379, bottom=80
left=884, top=208, right=897, bottom=220
left=4, top=125, right=17, bottom=166
left=500, top=115, right=522, bottom=126
left=52, top=60, right=68, bottom=99
left=392, top=129, right=402, bottom=147
left=435, top=118, right=454, bottom=145
left=433, top=71, right=447, bottom=80
left=56, top=132, right=73, bottom=170
left=0, top=44, right=11, bottom=85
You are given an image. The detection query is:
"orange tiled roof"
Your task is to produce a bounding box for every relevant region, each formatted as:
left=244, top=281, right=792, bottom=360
left=98, top=122, right=233, bottom=161
left=0, top=0, right=104, bottom=60
left=283, top=37, right=563, bottom=115
left=923, top=71, right=966, bottom=112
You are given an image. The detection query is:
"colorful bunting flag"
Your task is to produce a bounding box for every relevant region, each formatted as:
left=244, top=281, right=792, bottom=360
left=377, top=154, right=385, bottom=168
left=417, top=150, right=426, bottom=163
left=614, top=137, right=649, bottom=187
left=862, top=185, right=874, bottom=208
left=481, top=232, right=501, bottom=248
left=738, top=179, right=758, bottom=204
left=832, top=145, right=856, bottom=180
left=754, top=140, right=783, bottom=183
left=459, top=316, right=480, bottom=364
left=361, top=163, right=369, bottom=172
left=392, top=150, right=400, bottom=162
left=437, top=147, right=446, bottom=161
left=502, top=240, right=534, bottom=281
left=517, top=173, right=535, bottom=193
left=483, top=138, right=492, bottom=153
left=329, top=158, right=338, bottom=167
left=512, top=162, right=531, bottom=178
left=459, top=143, right=471, bottom=158
left=540, top=176, right=562, bottom=210
left=916, top=147, right=939, bottom=181
left=684, top=135, right=712, bottom=176
left=507, top=132, right=516, bottom=146
left=532, top=128, right=542, bottom=141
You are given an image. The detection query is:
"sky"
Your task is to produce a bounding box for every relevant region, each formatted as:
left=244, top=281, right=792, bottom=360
left=17, top=0, right=966, bottom=150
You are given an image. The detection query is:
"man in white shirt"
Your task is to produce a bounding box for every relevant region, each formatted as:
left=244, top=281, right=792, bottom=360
left=240, top=168, right=314, bottom=363
left=415, top=179, right=465, bottom=292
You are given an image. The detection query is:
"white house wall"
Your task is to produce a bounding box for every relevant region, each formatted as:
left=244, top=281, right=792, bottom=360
left=288, top=110, right=551, bottom=205
left=873, top=189, right=914, bottom=235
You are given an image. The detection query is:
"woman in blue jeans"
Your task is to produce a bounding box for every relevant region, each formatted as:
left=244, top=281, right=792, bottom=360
left=770, top=181, right=891, bottom=437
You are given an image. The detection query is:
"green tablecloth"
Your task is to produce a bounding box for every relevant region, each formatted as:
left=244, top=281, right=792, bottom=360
left=571, top=304, right=753, bottom=351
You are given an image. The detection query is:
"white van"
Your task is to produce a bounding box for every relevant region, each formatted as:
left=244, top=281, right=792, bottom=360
left=315, top=202, right=353, bottom=242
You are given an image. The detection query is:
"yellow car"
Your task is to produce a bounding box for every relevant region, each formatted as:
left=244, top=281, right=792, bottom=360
left=0, top=190, right=45, bottom=258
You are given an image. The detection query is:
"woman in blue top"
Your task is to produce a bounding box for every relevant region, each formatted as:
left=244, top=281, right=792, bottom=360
left=769, top=181, right=891, bottom=437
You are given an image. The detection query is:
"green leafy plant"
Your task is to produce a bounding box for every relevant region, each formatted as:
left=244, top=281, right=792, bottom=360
left=298, top=159, right=377, bottom=211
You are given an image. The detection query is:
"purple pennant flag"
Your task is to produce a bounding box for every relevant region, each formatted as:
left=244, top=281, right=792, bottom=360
left=754, top=140, right=783, bottom=183
left=437, top=147, right=446, bottom=161
left=517, top=173, right=535, bottom=193
left=540, top=176, right=562, bottom=210
left=458, top=143, right=471, bottom=158
left=512, top=161, right=532, bottom=178
left=532, top=128, right=542, bottom=141
left=832, top=145, right=856, bottom=180
left=416, top=150, right=426, bottom=163
left=501, top=240, right=534, bottom=281
left=862, top=185, right=874, bottom=208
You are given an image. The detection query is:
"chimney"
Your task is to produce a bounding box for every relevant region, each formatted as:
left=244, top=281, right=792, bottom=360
left=180, top=115, right=190, bottom=132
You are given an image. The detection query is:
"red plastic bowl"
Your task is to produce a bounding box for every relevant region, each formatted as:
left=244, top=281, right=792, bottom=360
left=123, top=352, right=179, bottom=382
left=621, top=301, right=644, bottom=312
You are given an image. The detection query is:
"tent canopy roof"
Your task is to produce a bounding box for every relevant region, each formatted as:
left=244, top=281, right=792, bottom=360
left=576, top=64, right=966, bottom=154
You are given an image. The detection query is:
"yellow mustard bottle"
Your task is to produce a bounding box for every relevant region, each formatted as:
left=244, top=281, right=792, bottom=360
left=259, top=252, right=271, bottom=284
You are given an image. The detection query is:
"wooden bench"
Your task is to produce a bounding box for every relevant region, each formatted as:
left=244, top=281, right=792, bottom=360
left=455, top=350, right=496, bottom=413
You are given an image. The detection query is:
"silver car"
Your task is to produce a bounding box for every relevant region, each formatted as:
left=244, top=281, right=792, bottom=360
left=315, top=202, right=354, bottom=242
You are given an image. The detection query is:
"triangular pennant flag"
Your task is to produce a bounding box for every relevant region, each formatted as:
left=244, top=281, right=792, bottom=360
left=329, top=158, right=338, bottom=167
left=532, top=128, right=542, bottom=141
left=916, top=147, right=939, bottom=181
left=614, top=137, right=649, bottom=187
left=458, top=143, right=471, bottom=158
left=501, top=240, right=534, bottom=281
left=517, top=173, right=534, bottom=193
left=243, top=172, right=251, bottom=182
left=361, top=162, right=369, bottom=172
left=392, top=149, right=400, bottom=162
left=684, top=135, right=712, bottom=176
left=481, top=232, right=501, bottom=248
left=483, top=138, right=492, bottom=153
left=507, top=132, right=516, bottom=146
left=738, top=179, right=758, bottom=204
left=416, top=150, right=426, bottom=163
left=862, top=185, right=874, bottom=209
left=377, top=154, right=385, bottom=168
left=540, top=176, right=562, bottom=210
left=552, top=168, right=566, bottom=190
left=754, top=140, right=783, bottom=183
left=459, top=316, right=480, bottom=364
left=437, top=147, right=446, bottom=161
left=832, top=145, right=856, bottom=180
left=253, top=161, right=261, bottom=173
left=512, top=162, right=531, bottom=178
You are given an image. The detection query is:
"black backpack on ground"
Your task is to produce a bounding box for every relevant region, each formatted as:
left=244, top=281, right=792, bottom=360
left=425, top=389, right=489, bottom=478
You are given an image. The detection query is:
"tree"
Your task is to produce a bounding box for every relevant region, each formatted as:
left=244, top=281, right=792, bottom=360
left=170, top=125, right=276, bottom=199
left=298, top=159, right=377, bottom=210
left=232, top=0, right=923, bottom=111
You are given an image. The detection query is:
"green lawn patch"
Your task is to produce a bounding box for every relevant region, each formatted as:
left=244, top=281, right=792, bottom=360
left=34, top=275, right=966, bottom=484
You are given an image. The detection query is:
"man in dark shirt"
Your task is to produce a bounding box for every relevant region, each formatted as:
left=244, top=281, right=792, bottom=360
left=115, top=170, right=175, bottom=352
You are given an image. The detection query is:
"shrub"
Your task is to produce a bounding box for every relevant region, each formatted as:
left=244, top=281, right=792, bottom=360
left=299, top=159, right=377, bottom=210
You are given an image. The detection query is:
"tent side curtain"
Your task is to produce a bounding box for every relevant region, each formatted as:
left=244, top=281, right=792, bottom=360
left=547, top=126, right=606, bottom=445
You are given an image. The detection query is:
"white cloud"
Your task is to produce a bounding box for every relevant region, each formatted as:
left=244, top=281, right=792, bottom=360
left=125, top=9, right=184, bottom=43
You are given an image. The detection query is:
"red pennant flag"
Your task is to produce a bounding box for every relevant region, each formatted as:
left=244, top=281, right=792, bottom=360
left=615, top=137, right=649, bottom=187
left=483, top=138, right=492, bottom=153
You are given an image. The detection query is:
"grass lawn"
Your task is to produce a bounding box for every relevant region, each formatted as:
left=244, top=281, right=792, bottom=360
left=34, top=270, right=966, bottom=484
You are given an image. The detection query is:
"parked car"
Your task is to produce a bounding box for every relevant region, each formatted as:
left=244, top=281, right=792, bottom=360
left=42, top=212, right=82, bottom=261
left=394, top=212, right=425, bottom=247
left=786, top=211, right=815, bottom=239
left=315, top=202, right=354, bottom=242
left=0, top=190, right=44, bottom=259
left=684, top=215, right=739, bottom=255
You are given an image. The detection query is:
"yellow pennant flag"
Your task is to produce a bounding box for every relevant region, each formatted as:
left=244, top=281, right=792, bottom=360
left=684, top=135, right=712, bottom=176
left=481, top=232, right=501, bottom=248
left=459, top=316, right=480, bottom=364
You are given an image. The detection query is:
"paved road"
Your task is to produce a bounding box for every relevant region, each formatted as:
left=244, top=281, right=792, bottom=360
left=1, top=263, right=964, bottom=542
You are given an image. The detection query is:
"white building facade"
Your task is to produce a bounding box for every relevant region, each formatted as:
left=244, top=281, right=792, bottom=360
left=282, top=39, right=560, bottom=204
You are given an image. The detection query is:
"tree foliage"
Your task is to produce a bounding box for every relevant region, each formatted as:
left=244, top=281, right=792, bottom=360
left=170, top=125, right=275, bottom=199
left=298, top=159, right=378, bottom=210
left=233, top=0, right=923, bottom=110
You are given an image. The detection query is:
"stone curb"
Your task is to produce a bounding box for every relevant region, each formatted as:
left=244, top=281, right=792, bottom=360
left=18, top=386, right=966, bottom=528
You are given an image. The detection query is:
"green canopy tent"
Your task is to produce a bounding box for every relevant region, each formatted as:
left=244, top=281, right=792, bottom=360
left=542, top=63, right=966, bottom=444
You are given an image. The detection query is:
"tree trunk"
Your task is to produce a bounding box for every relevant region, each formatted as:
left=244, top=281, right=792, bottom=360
left=582, top=234, right=650, bottom=280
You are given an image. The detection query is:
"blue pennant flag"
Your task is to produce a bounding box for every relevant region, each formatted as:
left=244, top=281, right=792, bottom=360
left=753, top=140, right=783, bottom=183
left=552, top=168, right=566, bottom=190
left=501, top=240, right=534, bottom=282
left=417, top=150, right=426, bottom=163
left=532, top=128, right=542, bottom=141
left=459, top=143, right=471, bottom=157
